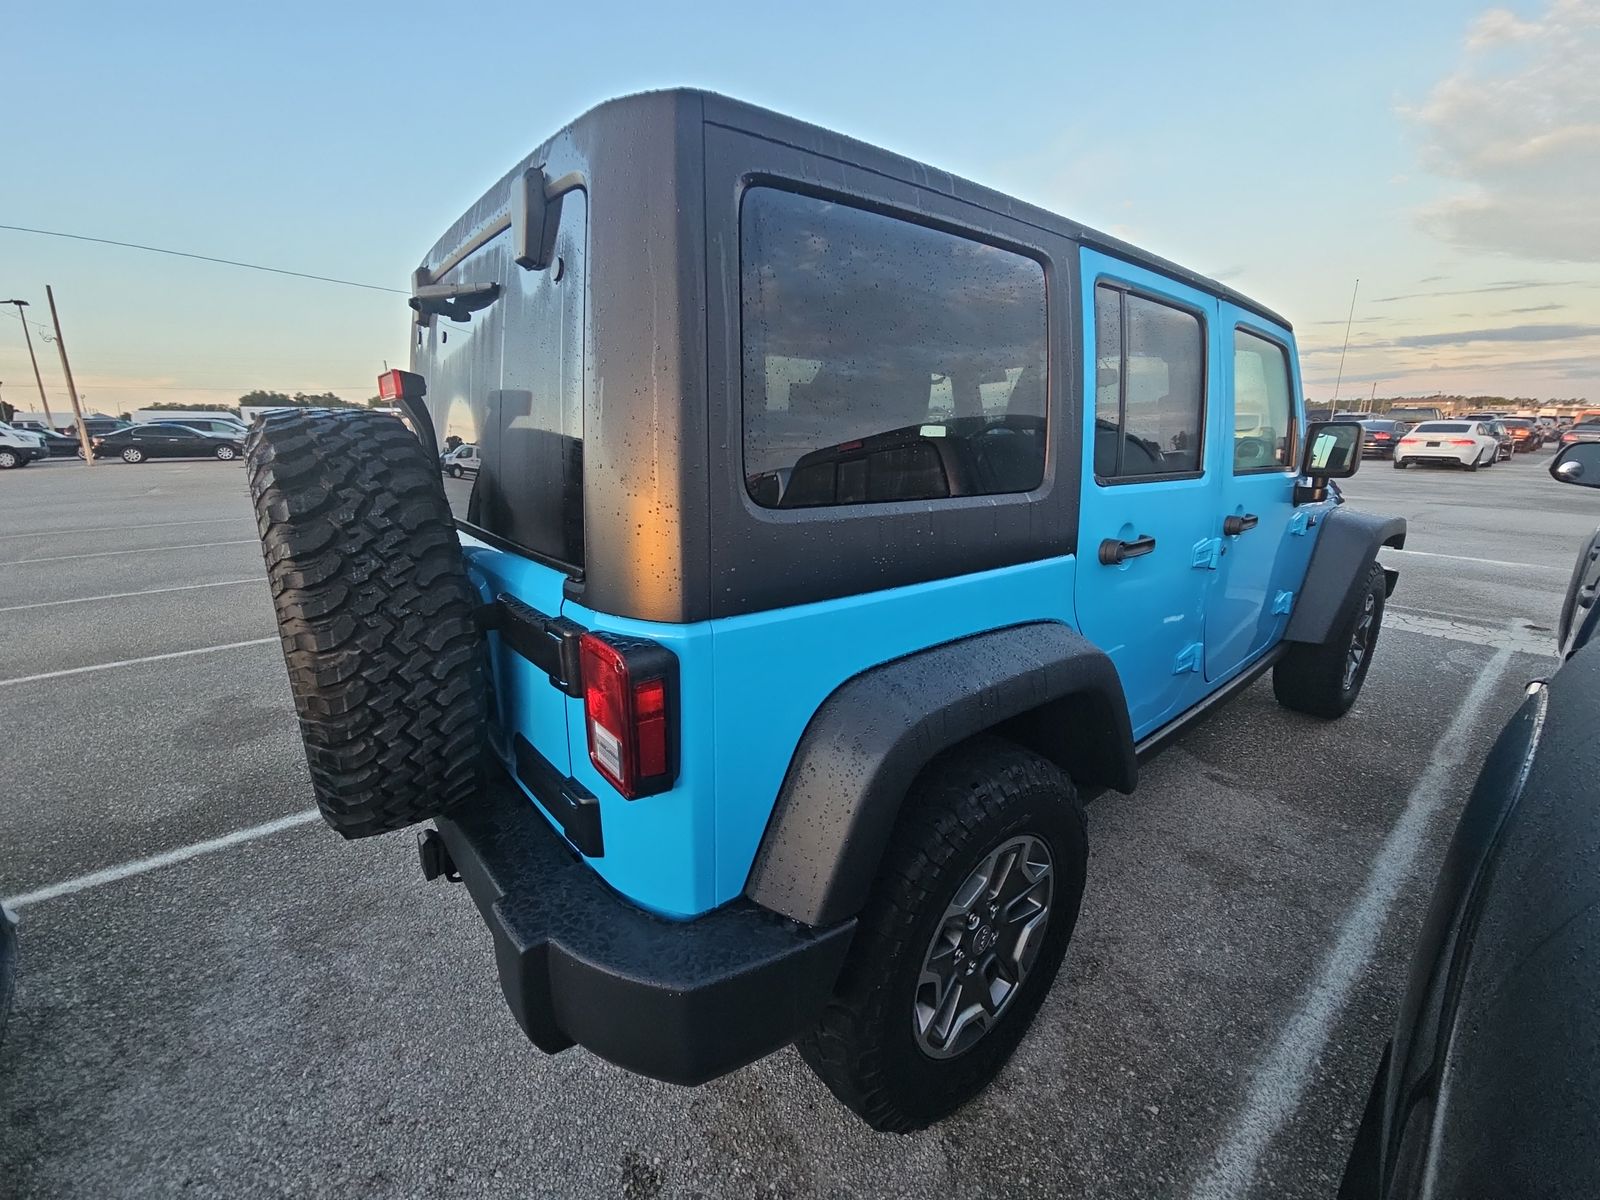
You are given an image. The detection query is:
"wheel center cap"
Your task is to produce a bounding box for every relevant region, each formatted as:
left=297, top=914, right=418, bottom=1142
left=972, top=924, right=997, bottom=954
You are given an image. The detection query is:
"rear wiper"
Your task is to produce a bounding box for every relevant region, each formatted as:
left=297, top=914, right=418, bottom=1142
left=409, top=281, right=502, bottom=323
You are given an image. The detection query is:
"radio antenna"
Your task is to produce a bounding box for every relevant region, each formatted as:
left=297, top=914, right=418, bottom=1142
left=1331, top=277, right=1360, bottom=405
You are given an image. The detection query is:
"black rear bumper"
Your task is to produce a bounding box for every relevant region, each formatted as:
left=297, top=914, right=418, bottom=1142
left=432, top=775, right=856, bottom=1086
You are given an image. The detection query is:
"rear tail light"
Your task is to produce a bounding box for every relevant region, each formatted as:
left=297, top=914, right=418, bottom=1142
left=1399, top=438, right=1419, bottom=446
left=1373, top=431, right=1392, bottom=440
left=377, top=368, right=427, bottom=402
left=579, top=632, right=678, bottom=799
left=1449, top=438, right=1476, bottom=446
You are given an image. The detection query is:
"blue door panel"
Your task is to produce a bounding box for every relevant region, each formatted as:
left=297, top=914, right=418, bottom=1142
left=1073, top=249, right=1221, bottom=740
left=1205, top=307, right=1331, bottom=680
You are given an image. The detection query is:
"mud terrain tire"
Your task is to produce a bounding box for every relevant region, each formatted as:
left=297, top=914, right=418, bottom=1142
left=246, top=408, right=486, bottom=837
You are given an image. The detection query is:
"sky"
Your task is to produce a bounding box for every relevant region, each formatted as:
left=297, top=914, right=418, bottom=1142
left=1, top=0, right=1596, bottom=416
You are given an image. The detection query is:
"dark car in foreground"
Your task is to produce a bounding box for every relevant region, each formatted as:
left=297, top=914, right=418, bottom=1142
left=91, top=423, right=244, bottom=463
left=1357, top=419, right=1409, bottom=459
left=1341, top=440, right=1600, bottom=1198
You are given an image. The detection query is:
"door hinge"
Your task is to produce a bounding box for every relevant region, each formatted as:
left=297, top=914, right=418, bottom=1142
left=1192, top=537, right=1223, bottom=570
left=1172, top=642, right=1204, bottom=674
left=1273, top=589, right=1295, bottom=615
left=479, top=594, right=586, bottom=696
left=1288, top=511, right=1311, bottom=536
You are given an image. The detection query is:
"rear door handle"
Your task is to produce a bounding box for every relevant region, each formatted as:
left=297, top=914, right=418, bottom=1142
left=1223, top=513, right=1259, bottom=536
left=1099, top=534, right=1157, bottom=565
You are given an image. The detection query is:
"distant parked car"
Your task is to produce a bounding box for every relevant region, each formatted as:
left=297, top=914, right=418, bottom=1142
left=91, top=423, right=244, bottom=463
left=1468, top=418, right=1515, bottom=461
left=0, top=421, right=48, bottom=469
left=1559, top=422, right=1600, bottom=448
left=1388, top=406, right=1445, bottom=424
left=1358, top=419, right=1410, bottom=459
left=35, top=428, right=84, bottom=457
left=62, top=417, right=132, bottom=440
left=1497, top=417, right=1544, bottom=451
left=440, top=442, right=480, bottom=478
left=149, top=417, right=249, bottom=437
left=1393, top=421, right=1499, bottom=471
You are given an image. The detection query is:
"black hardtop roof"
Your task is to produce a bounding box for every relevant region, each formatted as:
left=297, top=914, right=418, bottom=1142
left=430, top=88, right=1294, bottom=333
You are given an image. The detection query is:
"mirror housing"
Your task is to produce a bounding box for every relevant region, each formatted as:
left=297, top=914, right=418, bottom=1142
left=1295, top=421, right=1362, bottom=504
left=1551, top=442, right=1600, bottom=488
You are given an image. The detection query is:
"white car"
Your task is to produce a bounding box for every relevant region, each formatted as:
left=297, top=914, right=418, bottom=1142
left=1393, top=421, right=1500, bottom=471
left=0, top=421, right=47, bottom=469
left=440, top=443, right=480, bottom=478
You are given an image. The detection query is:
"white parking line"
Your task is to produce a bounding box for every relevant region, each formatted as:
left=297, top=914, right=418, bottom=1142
left=1188, top=643, right=1517, bottom=1200
left=0, top=516, right=249, bottom=541
left=4, top=809, right=322, bottom=910
left=1382, top=546, right=1564, bottom=571
left=6, top=539, right=257, bottom=565
left=0, top=577, right=262, bottom=614
left=0, top=637, right=277, bottom=688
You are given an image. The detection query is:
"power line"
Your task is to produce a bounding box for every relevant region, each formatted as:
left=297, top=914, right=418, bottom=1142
left=0, top=224, right=407, bottom=295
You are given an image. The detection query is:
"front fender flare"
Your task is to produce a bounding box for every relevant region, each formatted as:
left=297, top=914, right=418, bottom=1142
left=1285, top=507, right=1407, bottom=646
left=744, top=622, right=1135, bottom=927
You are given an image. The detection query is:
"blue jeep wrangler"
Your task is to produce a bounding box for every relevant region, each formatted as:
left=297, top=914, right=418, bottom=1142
left=246, top=90, right=1404, bottom=1132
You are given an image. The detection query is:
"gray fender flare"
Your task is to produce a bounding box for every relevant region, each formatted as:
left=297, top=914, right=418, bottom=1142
left=743, top=622, right=1135, bottom=927
left=1284, top=507, right=1407, bottom=646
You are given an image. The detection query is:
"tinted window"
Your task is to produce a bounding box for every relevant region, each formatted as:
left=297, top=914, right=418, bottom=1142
left=1233, top=328, right=1296, bottom=472
left=1413, top=422, right=1470, bottom=433
left=1093, top=285, right=1204, bottom=480
left=740, top=188, right=1047, bottom=509
left=447, top=190, right=587, bottom=567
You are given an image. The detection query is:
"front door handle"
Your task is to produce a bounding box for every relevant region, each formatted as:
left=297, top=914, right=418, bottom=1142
left=1099, top=534, right=1157, bottom=565
left=1223, top=513, right=1260, bottom=536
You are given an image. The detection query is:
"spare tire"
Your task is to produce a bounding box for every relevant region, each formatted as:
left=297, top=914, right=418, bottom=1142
left=246, top=408, right=487, bottom=837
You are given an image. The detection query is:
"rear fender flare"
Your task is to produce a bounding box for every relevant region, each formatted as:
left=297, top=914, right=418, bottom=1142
left=743, top=622, right=1135, bottom=927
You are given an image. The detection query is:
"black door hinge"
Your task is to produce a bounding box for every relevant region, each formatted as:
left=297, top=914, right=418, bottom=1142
left=479, top=594, right=586, bottom=696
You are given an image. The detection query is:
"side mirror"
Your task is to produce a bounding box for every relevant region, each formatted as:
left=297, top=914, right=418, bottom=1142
left=1551, top=442, right=1600, bottom=488
left=1301, top=421, right=1362, bottom=479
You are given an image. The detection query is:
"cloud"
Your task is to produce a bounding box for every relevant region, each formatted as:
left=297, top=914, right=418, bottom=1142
left=1371, top=279, right=1581, bottom=302
left=1405, top=0, right=1600, bottom=262
left=1387, top=322, right=1600, bottom=347
left=1504, top=303, right=1564, bottom=313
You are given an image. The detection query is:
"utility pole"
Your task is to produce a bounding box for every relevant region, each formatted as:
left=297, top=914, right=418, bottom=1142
left=2, top=299, right=55, bottom=427
left=44, top=287, right=94, bottom=467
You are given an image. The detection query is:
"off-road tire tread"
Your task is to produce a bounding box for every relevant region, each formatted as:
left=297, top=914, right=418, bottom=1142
left=1273, top=560, right=1386, bottom=719
left=245, top=408, right=486, bottom=838
left=797, top=737, right=1087, bottom=1133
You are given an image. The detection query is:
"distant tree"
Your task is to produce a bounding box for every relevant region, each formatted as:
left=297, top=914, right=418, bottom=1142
left=144, top=401, right=241, bottom=415
left=238, top=390, right=293, bottom=408
left=290, top=391, right=358, bottom=408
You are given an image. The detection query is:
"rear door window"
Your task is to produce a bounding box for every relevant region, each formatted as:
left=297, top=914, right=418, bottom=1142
left=740, top=187, right=1047, bottom=509
left=1093, top=285, right=1206, bottom=480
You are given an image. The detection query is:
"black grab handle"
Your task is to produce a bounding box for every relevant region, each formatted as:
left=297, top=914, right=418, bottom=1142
left=1098, top=534, right=1157, bottom=565
left=1223, top=513, right=1260, bottom=536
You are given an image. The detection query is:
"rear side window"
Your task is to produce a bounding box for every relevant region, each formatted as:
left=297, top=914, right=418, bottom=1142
left=1093, top=285, right=1205, bottom=481
left=1232, top=328, right=1296, bottom=472
left=740, top=188, right=1047, bottom=509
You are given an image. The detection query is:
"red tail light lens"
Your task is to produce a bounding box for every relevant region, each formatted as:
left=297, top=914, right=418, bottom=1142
left=579, top=633, right=677, bottom=799
left=1373, top=431, right=1392, bottom=440
left=1449, top=438, right=1476, bottom=446
left=377, top=368, right=426, bottom=402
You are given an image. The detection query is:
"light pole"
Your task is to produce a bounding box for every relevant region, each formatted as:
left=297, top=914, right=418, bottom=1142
left=1, top=299, right=55, bottom=428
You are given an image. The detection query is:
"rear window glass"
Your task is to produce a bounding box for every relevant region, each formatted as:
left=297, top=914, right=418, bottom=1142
left=1413, top=422, right=1470, bottom=432
left=740, top=188, right=1047, bottom=509
left=436, top=191, right=587, bottom=568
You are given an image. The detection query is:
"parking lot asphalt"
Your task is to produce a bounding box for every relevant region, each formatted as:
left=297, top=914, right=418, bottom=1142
left=0, top=448, right=1585, bottom=1199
